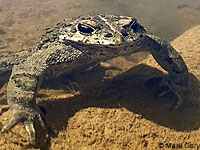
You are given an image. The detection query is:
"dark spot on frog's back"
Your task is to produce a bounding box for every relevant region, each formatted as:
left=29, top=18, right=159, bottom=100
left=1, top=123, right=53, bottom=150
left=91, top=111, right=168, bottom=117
left=111, top=16, right=120, bottom=21
left=43, top=37, right=50, bottom=43
left=121, top=30, right=128, bottom=36
left=80, top=16, right=92, bottom=20
left=71, top=28, right=77, bottom=33
left=0, top=28, right=6, bottom=35
left=100, top=14, right=106, bottom=18
left=104, top=33, right=113, bottom=38
left=62, top=23, right=72, bottom=28
left=0, top=61, right=8, bottom=68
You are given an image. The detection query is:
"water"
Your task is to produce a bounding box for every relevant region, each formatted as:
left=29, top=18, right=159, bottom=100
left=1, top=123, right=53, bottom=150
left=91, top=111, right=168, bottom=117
left=0, top=0, right=200, bottom=51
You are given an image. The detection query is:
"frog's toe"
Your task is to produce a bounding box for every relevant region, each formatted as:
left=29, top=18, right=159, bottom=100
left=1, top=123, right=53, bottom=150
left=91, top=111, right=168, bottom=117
left=158, top=76, right=172, bottom=94
left=1, top=114, right=20, bottom=133
left=157, top=85, right=171, bottom=97
left=145, top=76, right=173, bottom=96
left=1, top=106, right=46, bottom=145
left=24, top=120, right=36, bottom=145
left=24, top=112, right=46, bottom=145
left=170, top=91, right=184, bottom=109
left=158, top=76, right=192, bottom=109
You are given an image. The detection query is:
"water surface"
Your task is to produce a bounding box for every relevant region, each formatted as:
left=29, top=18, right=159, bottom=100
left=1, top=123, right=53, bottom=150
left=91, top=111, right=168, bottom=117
left=0, top=0, right=199, bottom=50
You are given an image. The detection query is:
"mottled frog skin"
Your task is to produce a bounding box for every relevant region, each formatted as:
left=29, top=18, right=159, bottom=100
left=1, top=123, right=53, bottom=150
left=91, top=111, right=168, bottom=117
left=0, top=14, right=191, bottom=144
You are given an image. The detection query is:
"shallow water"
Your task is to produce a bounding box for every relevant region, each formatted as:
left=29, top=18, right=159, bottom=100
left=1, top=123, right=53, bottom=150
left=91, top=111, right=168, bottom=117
left=0, top=0, right=200, bottom=50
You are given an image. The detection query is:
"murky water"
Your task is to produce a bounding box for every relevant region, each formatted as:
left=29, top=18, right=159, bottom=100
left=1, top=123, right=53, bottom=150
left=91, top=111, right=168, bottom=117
left=0, top=0, right=199, bottom=51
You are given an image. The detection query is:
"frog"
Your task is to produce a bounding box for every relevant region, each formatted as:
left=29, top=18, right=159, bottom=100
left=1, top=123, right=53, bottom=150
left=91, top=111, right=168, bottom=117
left=0, top=14, right=192, bottom=145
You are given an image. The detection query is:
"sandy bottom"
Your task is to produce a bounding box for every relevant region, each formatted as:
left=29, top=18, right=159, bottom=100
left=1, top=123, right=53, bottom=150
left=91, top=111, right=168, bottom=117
left=0, top=0, right=200, bottom=149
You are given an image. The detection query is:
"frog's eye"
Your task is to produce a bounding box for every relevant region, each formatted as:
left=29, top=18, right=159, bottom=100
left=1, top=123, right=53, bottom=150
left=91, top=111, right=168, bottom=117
left=122, top=19, right=137, bottom=30
left=130, top=19, right=138, bottom=30
left=77, top=23, right=95, bottom=35
left=122, top=18, right=146, bottom=33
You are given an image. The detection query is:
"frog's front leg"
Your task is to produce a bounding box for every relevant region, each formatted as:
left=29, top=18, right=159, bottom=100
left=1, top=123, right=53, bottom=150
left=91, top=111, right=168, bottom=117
left=1, top=44, right=84, bottom=144
left=145, top=34, right=191, bottom=109
left=1, top=64, right=45, bottom=145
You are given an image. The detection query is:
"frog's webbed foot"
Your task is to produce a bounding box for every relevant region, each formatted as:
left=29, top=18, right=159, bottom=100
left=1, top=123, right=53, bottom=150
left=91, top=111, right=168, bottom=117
left=146, top=75, right=190, bottom=109
left=157, top=75, right=191, bottom=109
left=1, top=105, right=46, bottom=145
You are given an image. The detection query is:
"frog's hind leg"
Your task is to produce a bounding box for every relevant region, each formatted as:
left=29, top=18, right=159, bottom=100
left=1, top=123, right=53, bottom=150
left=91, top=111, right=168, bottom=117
left=145, top=34, right=191, bottom=109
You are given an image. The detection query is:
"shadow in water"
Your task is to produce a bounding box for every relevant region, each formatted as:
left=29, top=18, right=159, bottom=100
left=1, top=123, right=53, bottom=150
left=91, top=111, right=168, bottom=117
left=101, top=65, right=200, bottom=132
left=13, top=64, right=200, bottom=149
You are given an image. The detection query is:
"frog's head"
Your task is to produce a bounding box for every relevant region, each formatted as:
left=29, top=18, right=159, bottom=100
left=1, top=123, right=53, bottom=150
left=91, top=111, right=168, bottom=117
left=59, top=14, right=147, bottom=47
